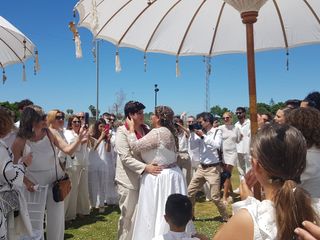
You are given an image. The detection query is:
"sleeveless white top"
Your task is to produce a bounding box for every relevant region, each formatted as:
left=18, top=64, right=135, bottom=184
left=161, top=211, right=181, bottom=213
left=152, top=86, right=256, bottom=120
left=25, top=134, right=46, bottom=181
left=25, top=135, right=57, bottom=171
left=232, top=196, right=320, bottom=240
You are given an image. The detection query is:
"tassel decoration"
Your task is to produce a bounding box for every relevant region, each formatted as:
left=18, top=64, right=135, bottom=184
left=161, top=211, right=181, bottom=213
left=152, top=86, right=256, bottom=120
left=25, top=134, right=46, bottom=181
left=34, top=50, right=40, bottom=73
left=115, top=50, right=122, bottom=72
left=92, top=42, right=97, bottom=63
left=144, top=53, right=147, bottom=72
left=175, top=57, right=181, bottom=77
left=91, top=0, right=99, bottom=33
left=286, top=50, right=289, bottom=71
left=75, top=35, right=83, bottom=58
left=23, top=39, right=27, bottom=59
left=2, top=69, right=6, bottom=84
left=22, top=64, right=26, bottom=81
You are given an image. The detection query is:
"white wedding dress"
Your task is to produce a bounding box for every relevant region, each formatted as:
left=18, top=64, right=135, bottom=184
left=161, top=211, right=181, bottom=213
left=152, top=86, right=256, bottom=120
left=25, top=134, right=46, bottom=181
left=129, top=127, right=192, bottom=240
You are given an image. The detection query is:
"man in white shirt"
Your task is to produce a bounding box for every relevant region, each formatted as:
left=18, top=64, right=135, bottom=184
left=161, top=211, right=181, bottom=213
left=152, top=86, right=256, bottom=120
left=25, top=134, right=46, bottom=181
left=187, top=112, right=228, bottom=222
left=234, top=107, right=251, bottom=178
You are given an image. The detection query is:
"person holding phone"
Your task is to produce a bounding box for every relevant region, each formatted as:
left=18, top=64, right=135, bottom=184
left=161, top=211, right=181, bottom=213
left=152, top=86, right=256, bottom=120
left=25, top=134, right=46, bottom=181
left=88, top=118, right=118, bottom=212
left=12, top=106, right=87, bottom=240
left=63, top=115, right=90, bottom=221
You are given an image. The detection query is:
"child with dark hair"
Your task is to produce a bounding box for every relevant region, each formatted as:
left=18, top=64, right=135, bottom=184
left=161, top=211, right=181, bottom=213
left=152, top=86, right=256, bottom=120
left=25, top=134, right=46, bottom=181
left=152, top=194, right=208, bottom=240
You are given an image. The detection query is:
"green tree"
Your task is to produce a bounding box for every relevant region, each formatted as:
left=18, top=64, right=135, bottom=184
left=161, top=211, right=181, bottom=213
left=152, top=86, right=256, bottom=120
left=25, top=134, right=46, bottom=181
left=0, top=101, right=19, bottom=121
left=66, top=109, right=74, bottom=115
left=89, top=105, right=97, bottom=118
left=210, top=105, right=231, bottom=118
left=257, top=102, right=271, bottom=114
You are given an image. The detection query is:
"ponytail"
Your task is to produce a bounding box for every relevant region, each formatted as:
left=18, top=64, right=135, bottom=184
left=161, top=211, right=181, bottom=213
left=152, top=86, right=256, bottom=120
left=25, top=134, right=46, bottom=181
left=274, top=180, right=319, bottom=239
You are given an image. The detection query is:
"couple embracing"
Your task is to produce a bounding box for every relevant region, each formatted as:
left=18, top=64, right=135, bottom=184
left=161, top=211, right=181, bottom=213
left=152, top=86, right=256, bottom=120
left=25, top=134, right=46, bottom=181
left=115, top=101, right=195, bottom=240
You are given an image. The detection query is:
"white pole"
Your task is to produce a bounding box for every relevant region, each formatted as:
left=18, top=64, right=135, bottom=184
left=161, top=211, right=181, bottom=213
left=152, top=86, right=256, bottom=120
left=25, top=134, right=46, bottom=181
left=96, top=40, right=99, bottom=120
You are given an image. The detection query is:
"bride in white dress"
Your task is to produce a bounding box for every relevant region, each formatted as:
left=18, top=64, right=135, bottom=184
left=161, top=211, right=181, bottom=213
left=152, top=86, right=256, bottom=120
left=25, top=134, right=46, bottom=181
left=127, top=106, right=192, bottom=240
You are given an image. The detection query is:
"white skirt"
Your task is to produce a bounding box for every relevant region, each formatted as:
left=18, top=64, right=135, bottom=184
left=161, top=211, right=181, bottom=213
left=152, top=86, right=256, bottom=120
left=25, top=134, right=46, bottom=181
left=132, top=166, right=190, bottom=240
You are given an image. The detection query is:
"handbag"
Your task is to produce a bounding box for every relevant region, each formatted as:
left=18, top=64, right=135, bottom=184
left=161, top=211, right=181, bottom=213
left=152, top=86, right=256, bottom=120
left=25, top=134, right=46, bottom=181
left=52, top=174, right=71, bottom=202
left=47, top=129, right=72, bottom=202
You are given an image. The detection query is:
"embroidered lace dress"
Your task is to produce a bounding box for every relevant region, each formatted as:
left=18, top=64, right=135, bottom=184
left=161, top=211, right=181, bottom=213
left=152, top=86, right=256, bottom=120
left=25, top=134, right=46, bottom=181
left=128, top=127, right=194, bottom=240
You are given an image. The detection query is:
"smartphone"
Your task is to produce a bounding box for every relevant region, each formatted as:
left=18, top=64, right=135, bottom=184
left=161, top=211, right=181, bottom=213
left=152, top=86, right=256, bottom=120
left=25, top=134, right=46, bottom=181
left=104, top=123, right=110, bottom=140
left=84, top=112, right=89, bottom=128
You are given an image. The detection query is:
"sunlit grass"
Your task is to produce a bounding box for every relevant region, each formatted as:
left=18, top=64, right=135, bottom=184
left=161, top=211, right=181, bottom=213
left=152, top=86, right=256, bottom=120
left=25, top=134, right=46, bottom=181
left=65, top=169, right=240, bottom=239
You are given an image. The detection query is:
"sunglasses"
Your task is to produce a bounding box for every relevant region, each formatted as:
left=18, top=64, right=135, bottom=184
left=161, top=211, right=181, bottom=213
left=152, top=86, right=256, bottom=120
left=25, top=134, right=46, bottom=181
left=107, top=118, right=115, bottom=122
left=56, top=116, right=64, bottom=120
left=235, top=112, right=243, bottom=115
left=223, top=117, right=230, bottom=120
left=72, top=120, right=81, bottom=124
left=78, top=116, right=85, bottom=119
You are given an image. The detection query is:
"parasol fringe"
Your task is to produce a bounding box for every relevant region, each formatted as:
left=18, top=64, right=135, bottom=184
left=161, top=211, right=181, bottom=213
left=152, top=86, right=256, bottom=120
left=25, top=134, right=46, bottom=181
left=91, top=0, right=99, bottom=33
left=22, top=64, right=26, bottom=81
left=144, top=53, right=147, bottom=72
left=34, top=50, right=40, bottom=74
left=23, top=39, right=27, bottom=59
left=75, top=35, right=83, bottom=59
left=286, top=50, right=289, bottom=71
left=115, top=50, right=122, bottom=72
left=2, top=68, right=6, bottom=84
left=92, top=41, right=97, bottom=63
left=175, top=57, right=181, bottom=77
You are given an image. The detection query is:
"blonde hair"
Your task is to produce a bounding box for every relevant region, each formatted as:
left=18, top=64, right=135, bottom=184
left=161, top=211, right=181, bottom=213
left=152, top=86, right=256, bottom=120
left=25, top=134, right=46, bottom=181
left=47, top=109, right=59, bottom=127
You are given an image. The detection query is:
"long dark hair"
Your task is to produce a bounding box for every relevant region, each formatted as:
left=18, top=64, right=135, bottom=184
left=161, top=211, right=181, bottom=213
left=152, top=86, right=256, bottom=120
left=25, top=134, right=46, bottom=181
left=251, top=123, right=319, bottom=239
left=154, top=106, right=179, bottom=151
left=91, top=118, right=106, bottom=140
left=17, top=107, right=42, bottom=139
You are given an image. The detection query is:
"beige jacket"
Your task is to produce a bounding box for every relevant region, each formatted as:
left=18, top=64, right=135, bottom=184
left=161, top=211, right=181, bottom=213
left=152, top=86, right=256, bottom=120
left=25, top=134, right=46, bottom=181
left=115, top=125, right=146, bottom=190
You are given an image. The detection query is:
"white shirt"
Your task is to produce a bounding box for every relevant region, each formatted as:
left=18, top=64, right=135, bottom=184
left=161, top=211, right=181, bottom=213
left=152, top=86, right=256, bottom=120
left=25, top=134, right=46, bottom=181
left=178, top=132, right=189, bottom=152
left=235, top=119, right=251, bottom=154
left=152, top=231, right=199, bottom=240
left=189, top=127, right=222, bottom=165
left=300, top=146, right=320, bottom=198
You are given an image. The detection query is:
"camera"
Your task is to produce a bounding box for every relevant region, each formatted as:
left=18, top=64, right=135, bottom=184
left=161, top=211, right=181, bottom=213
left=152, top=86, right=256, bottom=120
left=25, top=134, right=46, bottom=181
left=188, top=123, right=202, bottom=131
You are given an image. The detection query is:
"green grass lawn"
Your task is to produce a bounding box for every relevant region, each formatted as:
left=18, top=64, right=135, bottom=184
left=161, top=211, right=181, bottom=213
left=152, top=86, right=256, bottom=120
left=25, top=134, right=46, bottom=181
left=65, top=170, right=240, bottom=239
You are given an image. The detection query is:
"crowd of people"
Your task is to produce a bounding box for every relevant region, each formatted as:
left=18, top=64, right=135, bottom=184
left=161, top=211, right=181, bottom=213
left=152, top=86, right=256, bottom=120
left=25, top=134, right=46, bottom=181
left=0, top=90, right=319, bottom=240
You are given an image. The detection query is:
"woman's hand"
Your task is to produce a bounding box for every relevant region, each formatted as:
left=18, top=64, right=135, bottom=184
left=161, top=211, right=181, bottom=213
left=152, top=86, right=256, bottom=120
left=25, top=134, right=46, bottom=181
left=126, top=117, right=135, bottom=132
left=295, top=221, right=320, bottom=240
left=24, top=176, right=35, bottom=192
left=240, top=178, right=253, bottom=200
left=22, top=152, right=32, bottom=167
left=244, top=169, right=257, bottom=189
left=78, top=126, right=88, bottom=141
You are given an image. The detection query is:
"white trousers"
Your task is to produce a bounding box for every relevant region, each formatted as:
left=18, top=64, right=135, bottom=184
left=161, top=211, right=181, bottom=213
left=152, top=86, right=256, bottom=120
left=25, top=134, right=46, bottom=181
left=117, top=185, right=139, bottom=240
left=64, top=165, right=90, bottom=220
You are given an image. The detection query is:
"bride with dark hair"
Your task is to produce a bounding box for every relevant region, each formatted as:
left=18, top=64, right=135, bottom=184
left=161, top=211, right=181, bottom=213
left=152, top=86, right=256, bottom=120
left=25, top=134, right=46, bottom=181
left=127, top=105, right=195, bottom=240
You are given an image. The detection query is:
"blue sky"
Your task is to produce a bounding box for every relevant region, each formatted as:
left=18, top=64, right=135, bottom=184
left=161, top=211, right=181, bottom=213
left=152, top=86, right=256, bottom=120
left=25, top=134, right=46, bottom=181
left=1, top=1, right=319, bottom=117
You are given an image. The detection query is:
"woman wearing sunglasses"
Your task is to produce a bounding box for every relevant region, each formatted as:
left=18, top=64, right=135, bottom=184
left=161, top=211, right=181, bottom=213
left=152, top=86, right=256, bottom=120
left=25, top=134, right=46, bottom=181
left=12, top=107, right=87, bottom=240
left=218, top=112, right=241, bottom=205
left=63, top=115, right=90, bottom=221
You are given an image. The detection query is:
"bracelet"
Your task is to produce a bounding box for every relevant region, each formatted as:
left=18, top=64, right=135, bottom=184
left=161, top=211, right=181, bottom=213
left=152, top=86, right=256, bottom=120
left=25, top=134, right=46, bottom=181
left=23, top=162, right=28, bottom=168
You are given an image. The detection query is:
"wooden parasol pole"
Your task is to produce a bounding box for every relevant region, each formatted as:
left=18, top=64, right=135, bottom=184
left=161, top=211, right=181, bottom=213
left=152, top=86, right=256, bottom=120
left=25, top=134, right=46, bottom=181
left=241, top=11, right=261, bottom=200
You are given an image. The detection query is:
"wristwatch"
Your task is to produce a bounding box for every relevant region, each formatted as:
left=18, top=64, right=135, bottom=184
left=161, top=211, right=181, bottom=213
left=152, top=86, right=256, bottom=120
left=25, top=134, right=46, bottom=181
left=200, top=135, right=204, bottom=139
left=23, top=162, right=28, bottom=168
